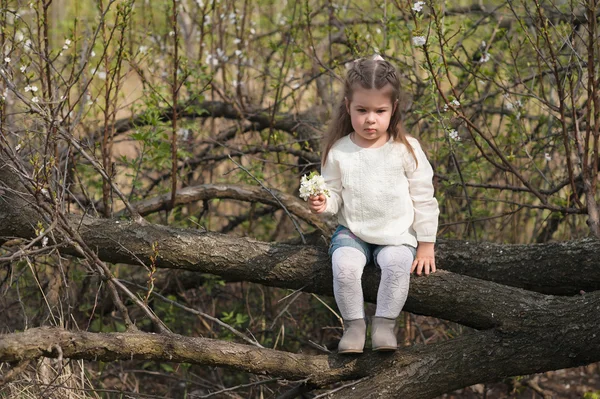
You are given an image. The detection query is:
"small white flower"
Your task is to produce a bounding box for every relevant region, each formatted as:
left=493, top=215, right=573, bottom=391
left=65, top=39, right=71, bottom=46
left=452, top=99, right=460, bottom=106
left=412, top=1, right=425, bottom=12
left=169, top=30, right=175, bottom=36
left=4, top=57, right=10, bottom=63
left=177, top=128, right=190, bottom=140
left=42, top=236, right=48, bottom=247
left=412, top=36, right=426, bottom=46
left=376, top=28, right=382, bottom=34
left=24, top=39, right=32, bottom=52
left=292, top=83, right=300, bottom=89
left=443, top=104, right=448, bottom=112
left=481, top=40, right=486, bottom=48
left=234, top=49, right=242, bottom=57
left=31, top=96, right=39, bottom=103
left=195, top=0, right=204, bottom=7
left=139, top=45, right=148, bottom=54
left=91, top=50, right=96, bottom=57
left=233, top=38, right=241, bottom=44
left=41, top=188, right=48, bottom=196
left=250, top=28, right=256, bottom=35
left=15, top=143, right=21, bottom=151
left=98, top=71, right=107, bottom=80
left=449, top=129, right=460, bottom=141
left=478, top=52, right=490, bottom=63
left=20, top=65, right=26, bottom=72
left=544, top=153, right=551, bottom=162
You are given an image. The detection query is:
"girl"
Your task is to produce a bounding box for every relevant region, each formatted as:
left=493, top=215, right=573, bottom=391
left=309, top=55, right=439, bottom=354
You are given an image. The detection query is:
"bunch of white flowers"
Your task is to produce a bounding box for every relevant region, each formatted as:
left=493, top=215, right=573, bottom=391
left=299, top=171, right=330, bottom=201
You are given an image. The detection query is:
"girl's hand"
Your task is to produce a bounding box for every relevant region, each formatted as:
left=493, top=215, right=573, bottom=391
left=411, top=242, right=436, bottom=276
left=309, top=194, right=327, bottom=214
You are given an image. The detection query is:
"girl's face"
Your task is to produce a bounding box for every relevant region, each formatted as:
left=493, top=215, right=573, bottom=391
left=346, top=85, right=397, bottom=148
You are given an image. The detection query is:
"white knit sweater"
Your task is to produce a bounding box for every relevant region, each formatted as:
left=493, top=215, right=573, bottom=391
left=322, top=135, right=439, bottom=247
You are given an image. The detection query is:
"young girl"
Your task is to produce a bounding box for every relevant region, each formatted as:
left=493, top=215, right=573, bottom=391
left=309, top=55, right=439, bottom=354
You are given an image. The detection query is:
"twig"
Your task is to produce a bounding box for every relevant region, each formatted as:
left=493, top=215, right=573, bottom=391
left=119, top=279, right=264, bottom=348
left=227, top=155, right=306, bottom=244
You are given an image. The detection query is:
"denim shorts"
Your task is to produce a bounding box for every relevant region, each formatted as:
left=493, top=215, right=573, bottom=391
left=328, top=225, right=417, bottom=267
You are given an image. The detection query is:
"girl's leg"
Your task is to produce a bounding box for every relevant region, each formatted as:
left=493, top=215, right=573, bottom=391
left=371, top=245, right=414, bottom=351
left=332, top=246, right=368, bottom=353
left=374, top=245, right=413, bottom=318
left=332, top=246, right=368, bottom=320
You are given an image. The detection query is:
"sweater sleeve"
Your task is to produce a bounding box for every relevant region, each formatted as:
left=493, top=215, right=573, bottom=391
left=322, top=151, right=343, bottom=216
left=405, top=138, right=439, bottom=242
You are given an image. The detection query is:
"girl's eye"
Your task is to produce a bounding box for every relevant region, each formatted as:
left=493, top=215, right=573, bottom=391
left=357, top=109, right=366, bottom=113
left=377, top=110, right=386, bottom=114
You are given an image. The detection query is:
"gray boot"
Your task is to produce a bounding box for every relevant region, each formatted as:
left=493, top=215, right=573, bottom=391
left=338, top=318, right=366, bottom=354
left=371, top=316, right=397, bottom=351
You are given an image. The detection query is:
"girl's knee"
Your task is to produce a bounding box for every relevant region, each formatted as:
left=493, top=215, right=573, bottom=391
left=376, top=246, right=413, bottom=272
left=332, top=247, right=367, bottom=273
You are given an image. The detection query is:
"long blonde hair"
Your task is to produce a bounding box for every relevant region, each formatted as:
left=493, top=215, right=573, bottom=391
left=321, top=56, right=417, bottom=165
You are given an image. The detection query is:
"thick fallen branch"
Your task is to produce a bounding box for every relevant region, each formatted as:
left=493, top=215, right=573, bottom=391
left=119, top=183, right=336, bottom=236
left=0, top=327, right=358, bottom=385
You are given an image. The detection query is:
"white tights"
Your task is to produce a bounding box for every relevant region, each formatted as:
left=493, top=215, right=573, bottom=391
left=332, top=246, right=413, bottom=320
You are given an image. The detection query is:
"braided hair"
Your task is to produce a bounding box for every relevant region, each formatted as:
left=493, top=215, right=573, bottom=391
left=321, top=55, right=417, bottom=166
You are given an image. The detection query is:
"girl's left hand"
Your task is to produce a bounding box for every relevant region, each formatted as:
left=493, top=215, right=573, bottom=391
left=411, top=242, right=436, bottom=276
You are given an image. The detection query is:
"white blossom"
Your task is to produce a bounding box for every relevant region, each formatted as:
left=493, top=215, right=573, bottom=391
left=139, top=45, right=148, bottom=54
left=4, top=57, right=10, bottom=63
left=412, top=36, right=426, bottom=46
left=31, top=96, right=39, bottom=103
left=477, top=52, right=490, bottom=63
left=299, top=172, right=330, bottom=201
left=25, top=85, right=38, bottom=92
left=250, top=28, right=256, bottom=35
left=195, top=0, right=204, bottom=7
left=15, top=143, right=21, bottom=152
left=24, top=39, right=32, bottom=52
left=91, top=50, right=96, bottom=57
left=98, top=71, right=107, bottom=80
left=169, top=31, right=175, bottom=36
left=234, top=49, right=242, bottom=57
left=452, top=99, right=460, bottom=106
left=412, top=1, right=425, bottom=12
left=42, top=236, right=48, bottom=247
left=20, top=65, right=26, bottom=73
left=544, top=153, right=551, bottom=162
left=449, top=129, right=460, bottom=141
left=233, top=38, right=241, bottom=44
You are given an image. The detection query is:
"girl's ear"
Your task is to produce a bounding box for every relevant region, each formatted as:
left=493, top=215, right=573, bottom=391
left=345, top=97, right=350, bottom=114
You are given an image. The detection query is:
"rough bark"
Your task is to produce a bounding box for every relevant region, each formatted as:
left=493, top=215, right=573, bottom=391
left=2, top=156, right=600, bottom=398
